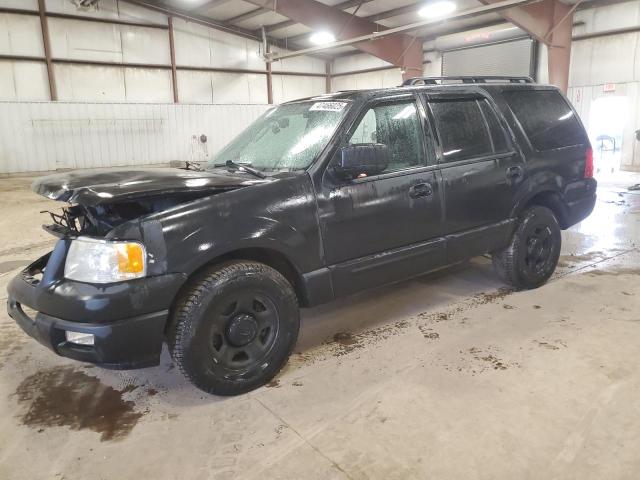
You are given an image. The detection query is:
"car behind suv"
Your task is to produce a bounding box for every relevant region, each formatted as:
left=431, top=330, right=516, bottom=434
left=7, top=76, right=597, bottom=395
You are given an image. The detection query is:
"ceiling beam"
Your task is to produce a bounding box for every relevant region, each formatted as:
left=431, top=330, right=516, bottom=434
left=226, top=7, right=270, bottom=24
left=285, top=2, right=426, bottom=45
left=476, top=0, right=575, bottom=92
left=266, top=0, right=541, bottom=60
left=262, top=0, right=376, bottom=34
left=122, top=0, right=329, bottom=59
left=244, top=0, right=424, bottom=79
left=189, top=0, right=234, bottom=14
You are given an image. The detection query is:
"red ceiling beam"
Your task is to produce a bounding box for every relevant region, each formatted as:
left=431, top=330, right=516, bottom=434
left=244, top=0, right=423, bottom=80
left=477, top=0, right=575, bottom=92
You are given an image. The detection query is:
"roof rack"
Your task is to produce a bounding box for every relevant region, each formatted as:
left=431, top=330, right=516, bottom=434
left=402, top=76, right=534, bottom=86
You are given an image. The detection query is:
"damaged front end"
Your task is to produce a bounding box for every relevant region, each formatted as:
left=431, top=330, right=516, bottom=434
left=33, top=167, right=263, bottom=238
left=6, top=167, right=265, bottom=368
left=40, top=192, right=216, bottom=238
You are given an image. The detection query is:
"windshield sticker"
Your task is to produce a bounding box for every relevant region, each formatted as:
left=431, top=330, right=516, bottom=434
left=309, top=102, right=347, bottom=112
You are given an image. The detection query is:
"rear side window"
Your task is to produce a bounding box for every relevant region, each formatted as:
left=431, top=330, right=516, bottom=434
left=504, top=90, right=586, bottom=151
left=479, top=100, right=510, bottom=154
left=430, top=99, right=493, bottom=163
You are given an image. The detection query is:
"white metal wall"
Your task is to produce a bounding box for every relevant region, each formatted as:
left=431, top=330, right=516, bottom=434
left=568, top=0, right=640, bottom=171
left=0, top=101, right=270, bottom=174
left=0, top=0, right=327, bottom=104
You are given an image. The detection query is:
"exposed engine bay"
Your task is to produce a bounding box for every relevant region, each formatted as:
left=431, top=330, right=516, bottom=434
left=41, top=191, right=217, bottom=238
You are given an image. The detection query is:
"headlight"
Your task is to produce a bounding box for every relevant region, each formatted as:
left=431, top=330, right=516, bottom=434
left=64, top=237, right=147, bottom=283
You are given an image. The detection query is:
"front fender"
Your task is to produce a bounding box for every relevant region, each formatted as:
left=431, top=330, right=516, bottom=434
left=148, top=174, right=322, bottom=276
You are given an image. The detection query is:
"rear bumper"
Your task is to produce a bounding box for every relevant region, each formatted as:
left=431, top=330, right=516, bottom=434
left=563, top=178, right=597, bottom=228
left=6, top=242, right=186, bottom=369
left=564, top=193, right=597, bottom=228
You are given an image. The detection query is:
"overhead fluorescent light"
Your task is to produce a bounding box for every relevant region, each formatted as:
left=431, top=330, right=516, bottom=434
left=309, top=31, right=336, bottom=45
left=419, top=1, right=457, bottom=18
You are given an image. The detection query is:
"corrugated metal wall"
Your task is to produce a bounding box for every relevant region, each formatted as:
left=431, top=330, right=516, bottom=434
left=0, top=101, right=270, bottom=174
left=569, top=1, right=640, bottom=171
left=0, top=1, right=328, bottom=104
left=441, top=39, right=534, bottom=77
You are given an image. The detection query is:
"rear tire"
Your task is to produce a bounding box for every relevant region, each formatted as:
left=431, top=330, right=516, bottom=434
left=168, top=261, right=299, bottom=396
left=492, top=206, right=561, bottom=290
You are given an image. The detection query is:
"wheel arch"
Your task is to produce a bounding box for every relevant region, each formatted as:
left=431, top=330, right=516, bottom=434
left=514, top=189, right=569, bottom=229
left=168, top=247, right=310, bottom=324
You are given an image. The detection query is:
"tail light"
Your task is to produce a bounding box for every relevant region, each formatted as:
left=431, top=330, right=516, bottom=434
left=584, top=147, right=594, bottom=178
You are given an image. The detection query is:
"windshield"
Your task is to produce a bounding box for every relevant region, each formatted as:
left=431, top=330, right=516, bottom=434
left=208, top=101, right=349, bottom=172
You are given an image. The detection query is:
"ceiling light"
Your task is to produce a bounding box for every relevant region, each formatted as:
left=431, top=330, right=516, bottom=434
left=309, top=31, right=336, bottom=45
left=418, top=1, right=457, bottom=18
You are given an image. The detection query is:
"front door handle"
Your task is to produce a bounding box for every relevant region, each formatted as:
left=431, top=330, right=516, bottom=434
left=506, top=165, right=524, bottom=180
left=409, top=182, right=433, bottom=199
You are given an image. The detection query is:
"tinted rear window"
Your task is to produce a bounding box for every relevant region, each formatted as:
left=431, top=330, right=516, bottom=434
left=504, top=90, right=586, bottom=151
left=430, top=99, right=493, bottom=162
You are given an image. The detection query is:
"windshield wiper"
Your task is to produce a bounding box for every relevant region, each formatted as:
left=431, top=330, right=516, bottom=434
left=214, top=160, right=266, bottom=179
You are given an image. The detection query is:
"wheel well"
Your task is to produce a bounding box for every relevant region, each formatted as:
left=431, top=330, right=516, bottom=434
left=521, top=191, right=568, bottom=229
left=206, top=248, right=307, bottom=307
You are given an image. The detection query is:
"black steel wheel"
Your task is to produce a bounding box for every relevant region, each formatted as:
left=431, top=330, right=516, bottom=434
left=492, top=205, right=561, bottom=290
left=168, top=261, right=299, bottom=396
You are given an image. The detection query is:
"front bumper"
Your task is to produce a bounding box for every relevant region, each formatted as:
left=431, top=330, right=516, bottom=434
left=6, top=240, right=186, bottom=369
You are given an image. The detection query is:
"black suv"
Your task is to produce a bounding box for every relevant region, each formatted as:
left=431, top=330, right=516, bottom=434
left=7, top=76, right=596, bottom=395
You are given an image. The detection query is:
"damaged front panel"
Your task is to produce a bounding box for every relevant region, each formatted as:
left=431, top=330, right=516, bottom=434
left=34, top=168, right=265, bottom=238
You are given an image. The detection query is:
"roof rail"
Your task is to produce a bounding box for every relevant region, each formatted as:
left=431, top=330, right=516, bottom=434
left=402, top=76, right=534, bottom=86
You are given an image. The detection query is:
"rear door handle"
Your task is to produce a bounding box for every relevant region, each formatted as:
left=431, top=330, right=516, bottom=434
left=506, top=166, right=524, bottom=180
left=409, top=182, right=433, bottom=199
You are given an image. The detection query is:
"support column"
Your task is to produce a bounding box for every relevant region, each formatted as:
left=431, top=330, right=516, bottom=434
left=325, top=61, right=332, bottom=93
left=266, top=43, right=274, bottom=104
left=37, top=0, right=57, bottom=101
left=477, top=0, right=575, bottom=93
left=168, top=16, right=179, bottom=103
left=547, top=3, right=573, bottom=93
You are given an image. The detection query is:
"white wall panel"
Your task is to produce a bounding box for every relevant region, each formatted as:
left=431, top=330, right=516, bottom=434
left=45, top=0, right=120, bottom=20
left=0, top=14, right=44, bottom=57
left=121, top=26, right=171, bottom=65
left=124, top=69, right=173, bottom=103
left=272, top=75, right=325, bottom=104
left=332, top=69, right=402, bottom=92
left=212, top=72, right=267, bottom=103
left=48, top=18, right=170, bottom=66
left=49, top=18, right=122, bottom=62
left=0, top=61, right=49, bottom=101
left=177, top=70, right=213, bottom=103
left=0, top=102, right=270, bottom=173
left=55, top=64, right=175, bottom=103
left=333, top=53, right=392, bottom=74
left=0, top=0, right=37, bottom=9
left=176, top=70, right=267, bottom=104
left=173, top=18, right=265, bottom=71
left=271, top=49, right=326, bottom=74
left=116, top=2, right=168, bottom=25
left=55, top=64, right=126, bottom=102
left=174, top=19, right=211, bottom=67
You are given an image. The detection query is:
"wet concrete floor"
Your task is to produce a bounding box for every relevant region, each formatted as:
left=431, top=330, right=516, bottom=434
left=0, top=173, right=639, bottom=479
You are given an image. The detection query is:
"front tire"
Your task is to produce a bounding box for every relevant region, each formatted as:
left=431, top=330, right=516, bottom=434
left=492, top=206, right=561, bottom=290
left=168, top=261, right=299, bottom=396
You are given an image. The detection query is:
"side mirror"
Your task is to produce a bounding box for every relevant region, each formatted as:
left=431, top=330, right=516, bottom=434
left=334, top=143, right=389, bottom=180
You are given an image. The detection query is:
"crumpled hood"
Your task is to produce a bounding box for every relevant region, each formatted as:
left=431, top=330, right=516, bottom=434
left=32, top=168, right=268, bottom=206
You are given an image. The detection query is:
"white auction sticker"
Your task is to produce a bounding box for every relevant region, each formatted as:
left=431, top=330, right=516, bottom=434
left=309, top=102, right=347, bottom=112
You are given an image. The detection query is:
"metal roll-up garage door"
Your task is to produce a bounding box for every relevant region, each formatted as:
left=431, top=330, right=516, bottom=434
left=442, top=38, right=535, bottom=78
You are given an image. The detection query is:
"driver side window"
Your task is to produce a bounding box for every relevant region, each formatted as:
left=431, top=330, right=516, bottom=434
left=348, top=100, right=425, bottom=174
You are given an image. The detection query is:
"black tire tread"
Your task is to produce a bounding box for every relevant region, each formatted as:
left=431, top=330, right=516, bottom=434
left=167, top=260, right=298, bottom=395
left=492, top=205, right=561, bottom=290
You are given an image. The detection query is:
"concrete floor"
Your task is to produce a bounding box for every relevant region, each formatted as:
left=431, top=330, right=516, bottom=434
left=0, top=173, right=639, bottom=480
